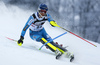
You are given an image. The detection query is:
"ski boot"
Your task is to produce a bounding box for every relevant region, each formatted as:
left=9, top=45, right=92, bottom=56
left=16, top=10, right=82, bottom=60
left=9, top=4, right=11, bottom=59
left=64, top=51, right=74, bottom=62
left=55, top=49, right=62, bottom=59
left=70, top=55, right=74, bottom=62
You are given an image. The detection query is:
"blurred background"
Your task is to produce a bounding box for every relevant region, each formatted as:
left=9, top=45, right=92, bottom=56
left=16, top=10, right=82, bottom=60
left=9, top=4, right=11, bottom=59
left=1, top=0, right=100, bottom=44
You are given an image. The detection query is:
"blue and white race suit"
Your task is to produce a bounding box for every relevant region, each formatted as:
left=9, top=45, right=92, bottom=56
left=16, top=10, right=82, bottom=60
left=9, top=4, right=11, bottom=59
left=21, top=12, right=54, bottom=42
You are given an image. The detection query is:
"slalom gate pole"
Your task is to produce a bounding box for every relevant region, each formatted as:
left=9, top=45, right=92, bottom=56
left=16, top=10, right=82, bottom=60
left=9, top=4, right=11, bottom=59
left=59, top=26, right=97, bottom=47
left=5, top=37, right=17, bottom=42
left=39, top=32, right=67, bottom=50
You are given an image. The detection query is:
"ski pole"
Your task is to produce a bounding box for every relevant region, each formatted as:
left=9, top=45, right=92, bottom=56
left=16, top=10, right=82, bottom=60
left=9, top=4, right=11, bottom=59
left=39, top=32, right=67, bottom=50
left=58, top=26, right=97, bottom=47
left=5, top=37, right=17, bottom=42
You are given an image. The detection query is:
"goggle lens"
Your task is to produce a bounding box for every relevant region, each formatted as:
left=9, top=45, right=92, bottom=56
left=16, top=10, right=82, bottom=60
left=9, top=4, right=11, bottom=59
left=40, top=10, right=47, bottom=13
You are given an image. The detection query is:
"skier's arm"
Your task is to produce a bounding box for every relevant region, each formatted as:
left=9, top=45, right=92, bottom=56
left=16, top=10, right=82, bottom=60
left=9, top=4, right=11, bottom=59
left=17, top=15, right=34, bottom=46
left=21, top=16, right=34, bottom=37
left=47, top=13, right=59, bottom=27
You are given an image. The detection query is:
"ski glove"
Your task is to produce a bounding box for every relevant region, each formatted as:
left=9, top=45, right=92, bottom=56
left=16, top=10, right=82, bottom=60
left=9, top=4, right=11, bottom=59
left=17, top=36, right=24, bottom=46
left=50, top=21, right=60, bottom=27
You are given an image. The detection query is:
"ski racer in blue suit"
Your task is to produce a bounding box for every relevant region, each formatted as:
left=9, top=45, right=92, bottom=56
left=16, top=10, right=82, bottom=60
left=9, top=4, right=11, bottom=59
left=17, top=3, right=73, bottom=59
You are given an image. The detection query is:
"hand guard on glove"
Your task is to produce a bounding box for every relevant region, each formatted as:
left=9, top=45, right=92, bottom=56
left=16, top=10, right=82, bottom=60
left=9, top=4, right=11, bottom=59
left=50, top=21, right=60, bottom=27
left=17, top=36, right=24, bottom=46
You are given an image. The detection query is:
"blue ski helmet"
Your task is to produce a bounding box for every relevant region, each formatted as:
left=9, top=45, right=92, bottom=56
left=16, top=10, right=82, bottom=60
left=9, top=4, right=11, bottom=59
left=38, top=3, right=48, bottom=11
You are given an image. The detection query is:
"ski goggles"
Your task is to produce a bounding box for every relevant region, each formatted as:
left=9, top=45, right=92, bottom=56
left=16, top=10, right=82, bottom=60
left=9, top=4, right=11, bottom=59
left=39, top=10, right=47, bottom=13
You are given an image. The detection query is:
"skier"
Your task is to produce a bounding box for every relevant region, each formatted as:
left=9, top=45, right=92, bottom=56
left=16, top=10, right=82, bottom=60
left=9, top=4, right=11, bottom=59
left=17, top=3, right=74, bottom=60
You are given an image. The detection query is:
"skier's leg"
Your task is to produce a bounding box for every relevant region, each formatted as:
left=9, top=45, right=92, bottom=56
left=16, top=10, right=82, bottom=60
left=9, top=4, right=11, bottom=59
left=29, top=29, right=72, bottom=57
left=29, top=29, right=61, bottom=53
left=41, top=28, right=52, bottom=41
left=40, top=38, right=56, bottom=52
left=40, top=37, right=64, bottom=56
left=41, top=28, right=67, bottom=54
left=41, top=29, right=73, bottom=57
left=29, top=30, right=42, bottom=41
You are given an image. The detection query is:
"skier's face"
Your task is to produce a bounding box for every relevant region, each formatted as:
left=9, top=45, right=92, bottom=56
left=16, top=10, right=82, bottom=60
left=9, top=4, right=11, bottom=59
left=39, top=10, right=47, bottom=17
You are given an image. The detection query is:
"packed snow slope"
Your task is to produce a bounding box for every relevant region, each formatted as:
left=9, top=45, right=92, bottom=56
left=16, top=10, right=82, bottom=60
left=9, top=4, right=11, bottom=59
left=0, top=1, right=100, bottom=65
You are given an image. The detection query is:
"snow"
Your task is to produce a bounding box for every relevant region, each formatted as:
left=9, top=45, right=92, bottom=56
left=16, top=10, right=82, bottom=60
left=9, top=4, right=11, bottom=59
left=0, top=1, right=100, bottom=65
